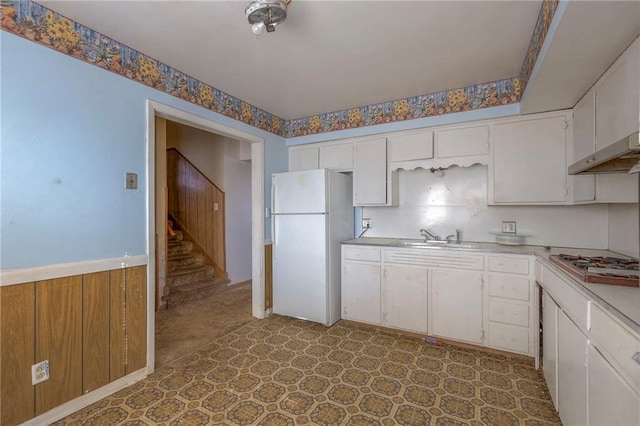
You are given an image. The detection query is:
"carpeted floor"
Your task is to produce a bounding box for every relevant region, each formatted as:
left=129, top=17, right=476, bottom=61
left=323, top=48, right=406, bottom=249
left=155, top=281, right=255, bottom=368
left=56, top=313, right=560, bottom=425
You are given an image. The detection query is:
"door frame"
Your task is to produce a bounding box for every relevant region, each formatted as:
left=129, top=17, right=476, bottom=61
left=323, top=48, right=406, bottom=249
left=146, top=100, right=265, bottom=372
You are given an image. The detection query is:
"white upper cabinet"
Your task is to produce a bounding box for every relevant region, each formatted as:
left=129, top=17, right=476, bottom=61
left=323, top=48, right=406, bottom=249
left=318, top=142, right=354, bottom=171
left=490, top=112, right=572, bottom=204
left=289, top=146, right=319, bottom=171
left=436, top=124, right=489, bottom=158
left=572, top=37, right=639, bottom=203
left=353, top=137, right=389, bottom=206
left=387, top=131, right=434, bottom=162
left=595, top=37, right=639, bottom=151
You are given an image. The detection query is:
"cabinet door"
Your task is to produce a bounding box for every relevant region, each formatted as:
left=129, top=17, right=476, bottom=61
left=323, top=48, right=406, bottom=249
left=289, top=147, right=319, bottom=171
left=436, top=125, right=489, bottom=158
left=542, top=290, right=558, bottom=409
left=381, top=265, right=428, bottom=333
left=573, top=93, right=595, bottom=162
left=319, top=143, right=353, bottom=170
left=596, top=58, right=627, bottom=151
left=557, top=310, right=588, bottom=426
left=353, top=138, right=387, bottom=205
left=430, top=270, right=483, bottom=344
left=588, top=344, right=640, bottom=426
left=342, top=261, right=381, bottom=324
left=388, top=131, right=433, bottom=162
left=492, top=115, right=568, bottom=203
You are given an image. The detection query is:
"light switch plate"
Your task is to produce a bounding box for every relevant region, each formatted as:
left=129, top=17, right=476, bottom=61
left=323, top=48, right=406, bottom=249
left=501, top=221, right=517, bottom=234
left=125, top=173, right=138, bottom=189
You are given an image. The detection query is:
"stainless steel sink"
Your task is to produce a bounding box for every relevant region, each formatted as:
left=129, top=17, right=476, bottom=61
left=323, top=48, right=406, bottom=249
left=392, top=240, right=479, bottom=249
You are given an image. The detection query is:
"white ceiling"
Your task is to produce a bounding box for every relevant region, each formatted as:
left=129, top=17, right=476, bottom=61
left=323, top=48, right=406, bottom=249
left=40, top=1, right=640, bottom=122
left=521, top=0, right=640, bottom=114
left=41, top=0, right=542, bottom=120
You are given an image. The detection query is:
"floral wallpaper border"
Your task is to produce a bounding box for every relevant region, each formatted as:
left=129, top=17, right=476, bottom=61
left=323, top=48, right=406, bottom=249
left=0, top=0, right=285, bottom=135
left=1, top=0, right=557, bottom=138
left=520, top=0, right=559, bottom=92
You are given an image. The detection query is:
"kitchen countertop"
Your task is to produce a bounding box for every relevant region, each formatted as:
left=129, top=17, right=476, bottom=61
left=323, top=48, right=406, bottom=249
left=342, top=237, right=640, bottom=333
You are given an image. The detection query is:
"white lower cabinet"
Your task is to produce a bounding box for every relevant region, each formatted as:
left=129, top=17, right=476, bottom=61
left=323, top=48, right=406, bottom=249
left=381, top=265, right=428, bottom=333
left=542, top=290, right=559, bottom=408
left=539, top=260, right=640, bottom=425
left=341, top=246, right=536, bottom=356
left=430, top=270, right=484, bottom=344
left=557, top=310, right=588, bottom=426
left=588, top=344, right=640, bottom=426
left=342, top=261, right=381, bottom=325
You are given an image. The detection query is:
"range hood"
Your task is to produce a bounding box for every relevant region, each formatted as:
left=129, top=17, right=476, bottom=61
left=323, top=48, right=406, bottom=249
left=568, top=132, right=640, bottom=175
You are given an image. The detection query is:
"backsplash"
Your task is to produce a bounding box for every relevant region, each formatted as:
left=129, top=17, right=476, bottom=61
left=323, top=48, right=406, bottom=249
left=608, top=203, right=639, bottom=258
left=363, top=166, right=610, bottom=249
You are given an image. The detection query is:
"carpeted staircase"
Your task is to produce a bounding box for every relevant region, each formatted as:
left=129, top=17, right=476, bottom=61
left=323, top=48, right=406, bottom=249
left=165, top=228, right=229, bottom=308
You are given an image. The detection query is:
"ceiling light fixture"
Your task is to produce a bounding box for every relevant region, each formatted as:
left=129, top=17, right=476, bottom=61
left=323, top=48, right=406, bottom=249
left=246, top=0, right=288, bottom=36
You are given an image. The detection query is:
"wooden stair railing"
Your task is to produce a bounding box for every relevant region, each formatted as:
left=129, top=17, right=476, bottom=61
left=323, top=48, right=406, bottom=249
left=167, top=148, right=226, bottom=278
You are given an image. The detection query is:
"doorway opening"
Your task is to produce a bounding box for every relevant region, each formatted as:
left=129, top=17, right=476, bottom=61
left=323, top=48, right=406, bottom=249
left=146, top=100, right=265, bottom=372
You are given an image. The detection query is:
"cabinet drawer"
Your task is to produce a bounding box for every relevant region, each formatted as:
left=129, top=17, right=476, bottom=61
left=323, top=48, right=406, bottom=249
left=488, top=275, right=530, bottom=301
left=488, top=256, right=530, bottom=275
left=540, top=265, right=589, bottom=330
left=388, top=131, right=434, bottom=162
left=343, top=246, right=381, bottom=262
left=385, top=249, right=484, bottom=270
left=488, top=300, right=529, bottom=327
left=488, top=322, right=530, bottom=354
left=589, top=303, right=640, bottom=393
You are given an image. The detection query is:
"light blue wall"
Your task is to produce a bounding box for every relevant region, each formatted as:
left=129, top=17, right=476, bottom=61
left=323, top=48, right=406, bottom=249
left=0, top=32, right=287, bottom=270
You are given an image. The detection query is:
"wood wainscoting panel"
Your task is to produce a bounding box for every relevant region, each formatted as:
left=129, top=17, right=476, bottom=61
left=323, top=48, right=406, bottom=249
left=109, top=269, right=126, bottom=381
left=265, top=244, right=273, bottom=311
left=1, top=283, right=35, bottom=425
left=82, top=272, right=110, bottom=393
left=126, top=266, right=147, bottom=373
left=35, top=276, right=83, bottom=415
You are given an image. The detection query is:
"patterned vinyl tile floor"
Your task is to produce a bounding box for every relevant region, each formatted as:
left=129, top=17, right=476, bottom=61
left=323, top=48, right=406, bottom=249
left=56, top=315, right=561, bottom=425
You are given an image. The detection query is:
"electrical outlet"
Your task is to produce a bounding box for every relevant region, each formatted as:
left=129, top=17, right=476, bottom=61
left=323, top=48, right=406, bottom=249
left=502, top=221, right=517, bottom=234
left=125, top=172, right=138, bottom=189
left=362, top=218, right=371, bottom=229
left=32, top=360, right=49, bottom=385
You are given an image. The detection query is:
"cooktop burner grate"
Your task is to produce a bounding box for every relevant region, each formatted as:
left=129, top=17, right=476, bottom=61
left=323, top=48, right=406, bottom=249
left=549, top=254, right=639, bottom=287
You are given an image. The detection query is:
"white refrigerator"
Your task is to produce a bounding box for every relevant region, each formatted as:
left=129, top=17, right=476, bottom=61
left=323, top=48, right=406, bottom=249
left=271, top=169, right=353, bottom=326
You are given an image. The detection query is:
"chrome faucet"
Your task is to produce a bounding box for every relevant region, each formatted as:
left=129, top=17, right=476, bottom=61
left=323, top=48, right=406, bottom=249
left=420, top=228, right=439, bottom=242
left=446, top=229, right=461, bottom=244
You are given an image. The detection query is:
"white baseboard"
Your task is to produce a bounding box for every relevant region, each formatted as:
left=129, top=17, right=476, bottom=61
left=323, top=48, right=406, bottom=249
left=1, top=255, right=148, bottom=286
left=22, top=369, right=147, bottom=425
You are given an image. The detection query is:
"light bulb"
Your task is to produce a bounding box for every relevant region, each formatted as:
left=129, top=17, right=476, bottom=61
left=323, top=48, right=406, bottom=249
left=251, top=21, right=265, bottom=36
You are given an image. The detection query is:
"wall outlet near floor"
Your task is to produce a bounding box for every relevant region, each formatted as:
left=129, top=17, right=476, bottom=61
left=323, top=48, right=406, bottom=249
left=32, top=360, right=49, bottom=385
left=362, top=218, right=372, bottom=229
left=502, top=221, right=517, bottom=234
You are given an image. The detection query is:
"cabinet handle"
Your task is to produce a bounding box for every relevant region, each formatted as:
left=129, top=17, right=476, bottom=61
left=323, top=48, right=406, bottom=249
left=633, top=352, right=640, bottom=365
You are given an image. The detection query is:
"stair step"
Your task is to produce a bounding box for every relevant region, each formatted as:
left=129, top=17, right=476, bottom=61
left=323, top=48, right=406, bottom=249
left=166, top=278, right=229, bottom=308
left=167, top=265, right=215, bottom=288
left=168, top=252, right=205, bottom=271
left=167, top=240, right=193, bottom=256
left=168, top=230, right=183, bottom=243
